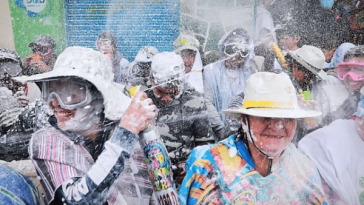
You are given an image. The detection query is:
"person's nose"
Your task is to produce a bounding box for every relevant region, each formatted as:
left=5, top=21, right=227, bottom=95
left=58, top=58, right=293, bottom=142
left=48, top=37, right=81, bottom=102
left=267, top=118, right=284, bottom=129
left=183, top=57, right=192, bottom=64
left=161, top=95, right=172, bottom=103
left=345, top=74, right=354, bottom=81
left=51, top=97, right=59, bottom=107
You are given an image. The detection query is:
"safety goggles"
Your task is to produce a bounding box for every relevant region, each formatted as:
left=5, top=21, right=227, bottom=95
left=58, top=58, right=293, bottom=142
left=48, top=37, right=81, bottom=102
left=0, top=62, right=22, bottom=79
left=31, top=46, right=51, bottom=55
left=224, top=43, right=249, bottom=57
left=42, top=79, right=93, bottom=110
left=337, top=62, right=364, bottom=81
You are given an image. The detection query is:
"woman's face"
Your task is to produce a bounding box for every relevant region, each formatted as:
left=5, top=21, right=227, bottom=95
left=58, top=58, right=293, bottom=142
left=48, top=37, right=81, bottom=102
left=242, top=115, right=296, bottom=158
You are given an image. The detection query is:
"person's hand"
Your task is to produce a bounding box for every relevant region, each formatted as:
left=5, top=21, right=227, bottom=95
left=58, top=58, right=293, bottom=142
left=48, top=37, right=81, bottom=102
left=119, top=91, right=157, bottom=134
left=23, top=54, right=36, bottom=68
left=173, top=162, right=186, bottom=184
left=14, top=90, right=29, bottom=107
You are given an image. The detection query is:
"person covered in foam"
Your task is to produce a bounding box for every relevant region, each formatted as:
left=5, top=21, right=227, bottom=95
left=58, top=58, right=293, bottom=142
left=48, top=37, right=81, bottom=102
left=174, top=34, right=204, bottom=93
left=179, top=72, right=328, bottom=204
left=203, top=28, right=256, bottom=140
left=14, top=46, right=158, bottom=204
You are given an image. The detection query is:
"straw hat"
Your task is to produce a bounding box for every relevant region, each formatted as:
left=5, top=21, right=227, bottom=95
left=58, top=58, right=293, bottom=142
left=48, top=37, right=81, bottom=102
left=14, top=46, right=131, bottom=121
left=223, top=72, right=322, bottom=118
left=287, top=45, right=327, bottom=80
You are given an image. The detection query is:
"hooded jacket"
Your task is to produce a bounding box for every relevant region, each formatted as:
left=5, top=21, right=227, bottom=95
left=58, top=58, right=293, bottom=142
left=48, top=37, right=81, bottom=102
left=203, top=28, right=255, bottom=138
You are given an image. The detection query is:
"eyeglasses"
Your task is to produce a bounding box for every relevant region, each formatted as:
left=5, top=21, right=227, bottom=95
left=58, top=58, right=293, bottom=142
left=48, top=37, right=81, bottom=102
left=31, top=46, right=50, bottom=55
left=337, top=62, right=364, bottom=81
left=224, top=43, right=249, bottom=57
left=42, top=79, right=93, bottom=110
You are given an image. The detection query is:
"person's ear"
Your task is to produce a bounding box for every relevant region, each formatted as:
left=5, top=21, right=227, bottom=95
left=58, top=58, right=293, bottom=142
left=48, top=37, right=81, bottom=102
left=294, top=36, right=301, bottom=43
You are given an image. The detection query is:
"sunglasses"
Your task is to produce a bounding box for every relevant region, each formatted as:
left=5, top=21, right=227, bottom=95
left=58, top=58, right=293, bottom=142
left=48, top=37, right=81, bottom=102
left=32, top=46, right=50, bottom=55
left=0, top=62, right=22, bottom=79
left=337, top=62, right=364, bottom=81
left=224, top=43, right=249, bottom=57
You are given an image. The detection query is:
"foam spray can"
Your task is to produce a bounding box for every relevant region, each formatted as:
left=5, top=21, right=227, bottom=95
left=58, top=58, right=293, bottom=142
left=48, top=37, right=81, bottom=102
left=130, top=86, right=179, bottom=205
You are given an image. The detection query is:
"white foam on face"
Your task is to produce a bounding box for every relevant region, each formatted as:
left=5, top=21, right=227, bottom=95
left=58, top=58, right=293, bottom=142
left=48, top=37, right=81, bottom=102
left=277, top=121, right=284, bottom=129
left=63, top=100, right=104, bottom=136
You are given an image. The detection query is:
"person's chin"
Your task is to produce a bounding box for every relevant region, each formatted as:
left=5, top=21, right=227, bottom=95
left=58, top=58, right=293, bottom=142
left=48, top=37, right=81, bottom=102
left=55, top=112, right=74, bottom=128
left=260, top=136, right=289, bottom=152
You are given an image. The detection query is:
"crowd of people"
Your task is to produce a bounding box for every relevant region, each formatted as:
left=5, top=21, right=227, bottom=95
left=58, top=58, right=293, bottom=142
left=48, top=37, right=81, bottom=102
left=1, top=6, right=364, bottom=204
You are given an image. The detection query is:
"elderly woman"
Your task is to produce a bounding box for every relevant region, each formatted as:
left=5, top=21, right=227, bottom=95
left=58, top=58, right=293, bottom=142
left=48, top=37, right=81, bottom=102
left=179, top=72, right=328, bottom=204
left=203, top=28, right=256, bottom=139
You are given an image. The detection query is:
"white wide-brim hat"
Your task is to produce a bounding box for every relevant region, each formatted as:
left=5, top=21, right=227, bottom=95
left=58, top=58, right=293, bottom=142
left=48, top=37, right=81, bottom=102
left=14, top=46, right=131, bottom=121
left=287, top=45, right=327, bottom=80
left=223, top=72, right=322, bottom=118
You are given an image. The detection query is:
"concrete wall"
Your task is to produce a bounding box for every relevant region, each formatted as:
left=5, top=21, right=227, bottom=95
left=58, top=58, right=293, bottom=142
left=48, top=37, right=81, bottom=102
left=0, top=1, right=15, bottom=50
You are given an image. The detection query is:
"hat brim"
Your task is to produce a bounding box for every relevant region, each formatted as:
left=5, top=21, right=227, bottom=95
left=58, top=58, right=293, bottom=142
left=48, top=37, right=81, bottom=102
left=175, top=46, right=198, bottom=54
left=222, top=108, right=322, bottom=119
left=287, top=50, right=323, bottom=79
left=14, top=68, right=131, bottom=121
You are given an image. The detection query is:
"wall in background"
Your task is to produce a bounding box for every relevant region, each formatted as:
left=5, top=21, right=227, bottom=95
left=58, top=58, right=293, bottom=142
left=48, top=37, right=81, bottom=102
left=8, top=0, right=67, bottom=58
left=0, top=1, right=15, bottom=50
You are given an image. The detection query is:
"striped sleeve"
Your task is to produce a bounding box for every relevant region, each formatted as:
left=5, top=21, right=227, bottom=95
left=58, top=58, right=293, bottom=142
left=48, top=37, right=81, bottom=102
left=30, top=126, right=138, bottom=204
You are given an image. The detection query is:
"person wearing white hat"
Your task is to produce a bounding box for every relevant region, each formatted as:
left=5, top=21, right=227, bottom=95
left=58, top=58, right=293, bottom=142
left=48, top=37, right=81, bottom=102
left=124, top=46, right=158, bottom=86
left=14, top=46, right=158, bottom=204
left=174, top=34, right=204, bottom=93
left=144, top=52, right=214, bottom=184
left=299, top=85, right=364, bottom=204
left=287, top=45, right=327, bottom=92
left=179, top=72, right=328, bottom=204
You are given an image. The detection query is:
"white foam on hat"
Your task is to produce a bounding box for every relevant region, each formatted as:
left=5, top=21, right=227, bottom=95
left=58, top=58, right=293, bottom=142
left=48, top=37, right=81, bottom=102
left=151, top=52, right=184, bottom=82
